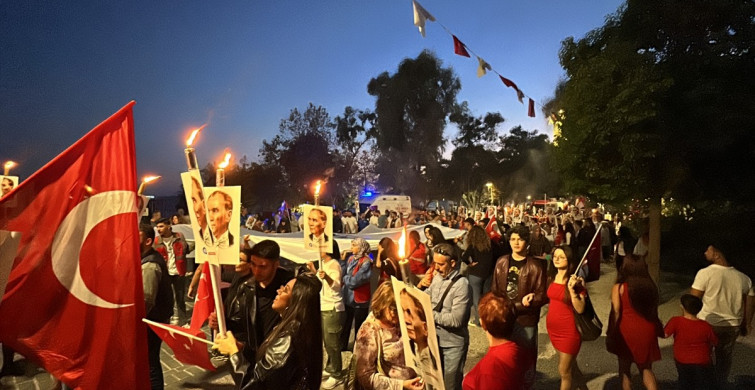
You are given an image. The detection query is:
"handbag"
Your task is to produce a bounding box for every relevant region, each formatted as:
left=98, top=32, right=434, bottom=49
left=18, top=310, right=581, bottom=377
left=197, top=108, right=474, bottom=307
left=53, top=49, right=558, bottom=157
left=573, top=295, right=603, bottom=341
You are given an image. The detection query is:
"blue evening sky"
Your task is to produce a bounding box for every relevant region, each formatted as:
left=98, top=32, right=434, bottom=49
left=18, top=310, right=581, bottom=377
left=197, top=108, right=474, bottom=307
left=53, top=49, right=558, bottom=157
left=1, top=0, right=624, bottom=195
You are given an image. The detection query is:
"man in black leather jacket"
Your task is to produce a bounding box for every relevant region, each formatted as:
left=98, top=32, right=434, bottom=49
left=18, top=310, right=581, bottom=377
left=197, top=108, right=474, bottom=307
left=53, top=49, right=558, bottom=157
left=210, top=240, right=293, bottom=364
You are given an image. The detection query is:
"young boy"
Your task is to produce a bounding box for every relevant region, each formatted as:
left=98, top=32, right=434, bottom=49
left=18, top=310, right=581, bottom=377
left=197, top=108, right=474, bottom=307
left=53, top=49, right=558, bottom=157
left=664, top=294, right=719, bottom=389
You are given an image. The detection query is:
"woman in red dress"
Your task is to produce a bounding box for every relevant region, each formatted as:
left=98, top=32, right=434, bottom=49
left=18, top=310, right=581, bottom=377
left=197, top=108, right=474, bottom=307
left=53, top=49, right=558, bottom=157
left=607, top=254, right=661, bottom=390
left=546, top=246, right=589, bottom=390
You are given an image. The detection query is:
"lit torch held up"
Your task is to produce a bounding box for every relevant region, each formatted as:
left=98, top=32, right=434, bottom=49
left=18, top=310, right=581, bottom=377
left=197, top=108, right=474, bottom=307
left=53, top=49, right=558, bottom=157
left=314, top=180, right=322, bottom=206
left=216, top=151, right=231, bottom=187
left=397, top=224, right=412, bottom=283
left=184, top=126, right=205, bottom=171
left=138, top=175, right=161, bottom=196
left=3, top=161, right=16, bottom=176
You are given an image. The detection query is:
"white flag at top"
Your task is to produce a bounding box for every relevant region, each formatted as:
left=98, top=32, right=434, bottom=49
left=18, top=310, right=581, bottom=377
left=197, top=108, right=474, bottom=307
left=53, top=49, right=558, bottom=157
left=412, top=0, right=435, bottom=37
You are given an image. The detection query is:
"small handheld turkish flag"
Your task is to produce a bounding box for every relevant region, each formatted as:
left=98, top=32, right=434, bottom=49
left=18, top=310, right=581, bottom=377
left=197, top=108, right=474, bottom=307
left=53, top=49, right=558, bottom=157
left=145, top=321, right=216, bottom=371
left=190, top=261, right=215, bottom=330
left=486, top=214, right=502, bottom=243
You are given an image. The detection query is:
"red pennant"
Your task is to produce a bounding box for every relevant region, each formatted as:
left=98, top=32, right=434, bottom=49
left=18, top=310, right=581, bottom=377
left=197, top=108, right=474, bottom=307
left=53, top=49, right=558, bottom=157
left=146, top=322, right=216, bottom=371
left=499, top=76, right=518, bottom=89
left=500, top=76, right=525, bottom=103
left=528, top=98, right=536, bottom=117
left=0, top=102, right=150, bottom=389
left=452, top=35, right=470, bottom=57
left=190, top=261, right=214, bottom=330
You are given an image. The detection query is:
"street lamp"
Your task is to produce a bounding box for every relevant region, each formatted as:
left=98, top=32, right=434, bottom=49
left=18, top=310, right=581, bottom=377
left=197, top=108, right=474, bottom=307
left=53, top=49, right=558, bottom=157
left=485, top=182, right=493, bottom=205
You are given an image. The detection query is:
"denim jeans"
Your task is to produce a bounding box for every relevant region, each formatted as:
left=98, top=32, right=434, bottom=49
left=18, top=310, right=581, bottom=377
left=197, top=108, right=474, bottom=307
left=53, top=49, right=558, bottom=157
left=322, top=309, right=345, bottom=376
left=467, top=274, right=485, bottom=325
left=168, top=274, right=186, bottom=314
left=511, top=322, right=538, bottom=389
left=439, top=343, right=468, bottom=390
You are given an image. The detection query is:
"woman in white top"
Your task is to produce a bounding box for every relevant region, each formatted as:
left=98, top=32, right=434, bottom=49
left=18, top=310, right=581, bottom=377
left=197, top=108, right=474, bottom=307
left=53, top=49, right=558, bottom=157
left=307, top=241, right=345, bottom=389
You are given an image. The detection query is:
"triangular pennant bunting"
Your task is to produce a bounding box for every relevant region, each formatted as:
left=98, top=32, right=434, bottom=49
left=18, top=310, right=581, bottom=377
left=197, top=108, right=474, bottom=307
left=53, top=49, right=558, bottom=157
left=413, top=0, right=435, bottom=37
left=452, top=35, right=470, bottom=57
left=476, top=56, right=491, bottom=77
left=528, top=98, right=536, bottom=117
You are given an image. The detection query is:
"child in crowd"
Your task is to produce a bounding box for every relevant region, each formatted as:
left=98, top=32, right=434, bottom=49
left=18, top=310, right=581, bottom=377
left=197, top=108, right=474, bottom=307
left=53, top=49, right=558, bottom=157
left=663, top=294, right=718, bottom=390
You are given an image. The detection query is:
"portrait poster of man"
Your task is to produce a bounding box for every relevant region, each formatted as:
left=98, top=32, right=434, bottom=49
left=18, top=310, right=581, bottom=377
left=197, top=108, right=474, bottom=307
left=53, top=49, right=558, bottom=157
left=203, top=185, right=240, bottom=264
left=391, top=277, right=444, bottom=390
left=180, top=171, right=240, bottom=265
left=302, top=205, right=333, bottom=253
left=0, top=175, right=19, bottom=198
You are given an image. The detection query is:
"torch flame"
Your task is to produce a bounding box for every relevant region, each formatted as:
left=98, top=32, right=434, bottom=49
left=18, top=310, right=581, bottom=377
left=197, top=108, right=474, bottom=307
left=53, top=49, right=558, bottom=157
left=185, top=125, right=206, bottom=147
left=398, top=225, right=407, bottom=260
left=142, top=175, right=161, bottom=184
left=314, top=180, right=322, bottom=196
left=4, top=161, right=16, bottom=170
left=218, top=151, right=232, bottom=169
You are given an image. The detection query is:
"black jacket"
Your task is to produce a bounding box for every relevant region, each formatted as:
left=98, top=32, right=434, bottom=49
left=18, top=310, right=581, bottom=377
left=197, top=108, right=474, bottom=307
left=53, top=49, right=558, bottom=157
left=230, top=322, right=311, bottom=390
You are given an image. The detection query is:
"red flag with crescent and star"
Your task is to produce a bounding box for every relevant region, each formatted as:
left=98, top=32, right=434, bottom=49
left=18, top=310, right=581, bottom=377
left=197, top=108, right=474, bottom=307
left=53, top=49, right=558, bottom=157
left=0, top=102, right=150, bottom=389
left=145, top=322, right=215, bottom=371
left=485, top=214, right=502, bottom=243
left=189, top=261, right=215, bottom=330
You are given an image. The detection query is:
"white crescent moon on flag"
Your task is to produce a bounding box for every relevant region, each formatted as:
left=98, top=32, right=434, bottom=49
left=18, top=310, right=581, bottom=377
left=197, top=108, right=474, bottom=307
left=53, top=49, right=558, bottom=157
left=52, top=190, right=136, bottom=309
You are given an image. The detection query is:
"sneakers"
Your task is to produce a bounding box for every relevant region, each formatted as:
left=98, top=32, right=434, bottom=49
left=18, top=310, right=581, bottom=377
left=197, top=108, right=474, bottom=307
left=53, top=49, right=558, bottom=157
left=321, top=376, right=343, bottom=389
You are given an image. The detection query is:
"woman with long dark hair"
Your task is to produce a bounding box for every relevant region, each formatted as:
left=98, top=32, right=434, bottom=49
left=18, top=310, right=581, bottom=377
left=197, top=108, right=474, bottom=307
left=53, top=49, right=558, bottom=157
left=214, top=272, right=324, bottom=390
left=546, top=246, right=588, bottom=390
left=607, top=254, right=661, bottom=390
left=376, top=237, right=401, bottom=282
left=613, top=226, right=636, bottom=271
left=461, top=226, right=493, bottom=327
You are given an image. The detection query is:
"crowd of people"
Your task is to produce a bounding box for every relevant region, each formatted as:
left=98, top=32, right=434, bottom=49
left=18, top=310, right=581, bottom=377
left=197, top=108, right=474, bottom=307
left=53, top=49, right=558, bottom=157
left=145, top=202, right=753, bottom=390
left=3, top=203, right=753, bottom=390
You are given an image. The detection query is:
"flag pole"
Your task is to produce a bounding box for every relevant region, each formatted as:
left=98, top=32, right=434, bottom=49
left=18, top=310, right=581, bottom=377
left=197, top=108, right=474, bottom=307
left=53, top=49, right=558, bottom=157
left=183, top=129, right=226, bottom=335
left=574, top=227, right=601, bottom=275
left=142, top=319, right=214, bottom=346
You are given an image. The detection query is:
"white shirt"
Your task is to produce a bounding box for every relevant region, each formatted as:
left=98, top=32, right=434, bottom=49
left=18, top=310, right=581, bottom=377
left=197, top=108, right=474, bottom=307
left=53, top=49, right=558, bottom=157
left=692, top=264, right=752, bottom=327
left=342, top=216, right=358, bottom=234
left=160, top=235, right=178, bottom=275
left=320, top=258, right=344, bottom=312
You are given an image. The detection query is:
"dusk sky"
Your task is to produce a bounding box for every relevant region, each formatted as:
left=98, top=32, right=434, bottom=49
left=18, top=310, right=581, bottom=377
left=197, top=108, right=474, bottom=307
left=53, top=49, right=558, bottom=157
left=1, top=0, right=624, bottom=195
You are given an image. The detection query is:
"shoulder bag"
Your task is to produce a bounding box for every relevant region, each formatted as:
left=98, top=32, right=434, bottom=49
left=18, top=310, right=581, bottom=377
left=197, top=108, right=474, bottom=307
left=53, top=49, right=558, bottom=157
left=573, top=294, right=603, bottom=341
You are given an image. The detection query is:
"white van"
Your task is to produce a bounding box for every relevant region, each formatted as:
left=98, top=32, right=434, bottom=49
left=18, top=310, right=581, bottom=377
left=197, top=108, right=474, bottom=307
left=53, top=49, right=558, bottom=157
left=370, top=195, right=412, bottom=214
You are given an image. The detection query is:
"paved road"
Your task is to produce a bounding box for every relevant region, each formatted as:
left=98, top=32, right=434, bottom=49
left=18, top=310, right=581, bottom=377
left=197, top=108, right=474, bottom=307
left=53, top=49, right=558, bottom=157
left=3, top=263, right=755, bottom=389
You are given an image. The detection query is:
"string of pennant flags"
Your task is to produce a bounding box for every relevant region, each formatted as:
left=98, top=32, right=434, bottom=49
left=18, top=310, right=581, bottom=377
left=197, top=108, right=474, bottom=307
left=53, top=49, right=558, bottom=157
left=412, top=0, right=557, bottom=121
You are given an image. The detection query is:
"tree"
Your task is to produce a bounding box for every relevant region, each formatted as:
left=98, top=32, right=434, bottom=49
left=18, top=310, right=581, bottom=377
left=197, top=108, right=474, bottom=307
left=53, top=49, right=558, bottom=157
left=332, top=107, right=378, bottom=205
left=546, top=0, right=755, bottom=280
left=438, top=102, right=505, bottom=199
left=258, top=103, right=379, bottom=207
left=449, top=101, right=503, bottom=149
left=259, top=103, right=336, bottom=202
left=367, top=50, right=462, bottom=195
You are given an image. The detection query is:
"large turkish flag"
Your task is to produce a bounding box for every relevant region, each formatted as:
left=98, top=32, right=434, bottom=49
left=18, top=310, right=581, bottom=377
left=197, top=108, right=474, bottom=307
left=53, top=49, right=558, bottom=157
left=0, top=102, right=150, bottom=389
